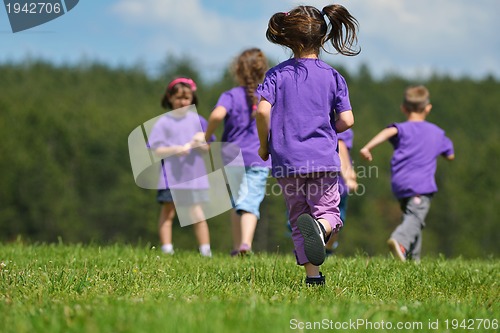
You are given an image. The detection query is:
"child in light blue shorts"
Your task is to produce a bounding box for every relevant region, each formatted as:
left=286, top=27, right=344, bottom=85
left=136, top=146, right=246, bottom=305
left=205, top=48, right=270, bottom=255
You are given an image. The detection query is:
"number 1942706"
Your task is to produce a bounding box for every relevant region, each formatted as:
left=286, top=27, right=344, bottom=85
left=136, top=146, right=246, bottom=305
left=6, top=2, right=62, bottom=14
left=444, top=318, right=498, bottom=330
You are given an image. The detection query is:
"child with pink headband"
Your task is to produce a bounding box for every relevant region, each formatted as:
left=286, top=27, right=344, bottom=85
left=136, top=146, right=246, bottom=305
left=148, top=77, right=213, bottom=257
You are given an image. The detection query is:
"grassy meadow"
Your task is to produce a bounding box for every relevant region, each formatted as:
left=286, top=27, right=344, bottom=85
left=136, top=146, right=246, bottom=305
left=0, top=243, right=498, bottom=333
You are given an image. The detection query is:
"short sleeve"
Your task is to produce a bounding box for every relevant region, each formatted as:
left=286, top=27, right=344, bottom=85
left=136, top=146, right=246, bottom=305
left=215, top=91, right=233, bottom=115
left=148, top=118, right=169, bottom=149
left=257, top=69, right=277, bottom=105
left=337, top=128, right=354, bottom=150
left=333, top=73, right=352, bottom=113
left=441, top=134, right=454, bottom=157
left=388, top=123, right=401, bottom=146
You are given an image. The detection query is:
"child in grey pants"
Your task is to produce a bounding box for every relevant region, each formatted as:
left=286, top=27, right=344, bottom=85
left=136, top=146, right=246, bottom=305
left=360, top=85, right=454, bottom=261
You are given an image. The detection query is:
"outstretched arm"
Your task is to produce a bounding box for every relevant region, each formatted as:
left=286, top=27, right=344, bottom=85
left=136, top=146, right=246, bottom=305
left=360, top=127, right=398, bottom=161
left=256, top=98, right=271, bottom=161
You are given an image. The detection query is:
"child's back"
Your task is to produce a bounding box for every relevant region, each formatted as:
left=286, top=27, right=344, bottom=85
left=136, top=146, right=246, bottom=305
left=389, top=120, right=454, bottom=199
left=205, top=48, right=270, bottom=256
left=360, top=85, right=454, bottom=261
left=259, top=58, right=351, bottom=176
left=256, top=4, right=360, bottom=285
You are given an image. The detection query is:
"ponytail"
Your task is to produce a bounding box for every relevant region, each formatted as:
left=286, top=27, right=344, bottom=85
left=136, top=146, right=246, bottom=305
left=232, top=48, right=268, bottom=111
left=321, top=4, right=360, bottom=56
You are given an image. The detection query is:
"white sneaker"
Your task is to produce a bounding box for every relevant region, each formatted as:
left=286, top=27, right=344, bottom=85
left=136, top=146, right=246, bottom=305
left=161, top=244, right=174, bottom=255
left=200, top=250, right=212, bottom=258
left=199, top=244, right=212, bottom=257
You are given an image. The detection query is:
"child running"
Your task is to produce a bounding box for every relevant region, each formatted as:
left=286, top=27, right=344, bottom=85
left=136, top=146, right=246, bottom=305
left=360, top=85, right=455, bottom=261
left=148, top=77, right=213, bottom=257
left=205, top=48, right=270, bottom=256
left=256, top=4, right=360, bottom=285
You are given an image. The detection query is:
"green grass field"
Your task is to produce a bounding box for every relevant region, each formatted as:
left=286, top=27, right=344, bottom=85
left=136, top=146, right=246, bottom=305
left=0, top=243, right=498, bottom=333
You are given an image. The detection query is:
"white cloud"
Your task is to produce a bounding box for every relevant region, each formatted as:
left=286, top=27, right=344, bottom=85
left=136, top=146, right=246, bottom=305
left=112, top=0, right=264, bottom=47
left=111, top=0, right=273, bottom=79
left=285, top=0, right=500, bottom=78
left=111, top=0, right=500, bottom=80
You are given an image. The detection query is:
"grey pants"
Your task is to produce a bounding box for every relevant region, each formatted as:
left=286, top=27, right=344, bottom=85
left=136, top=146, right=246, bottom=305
left=391, top=195, right=432, bottom=260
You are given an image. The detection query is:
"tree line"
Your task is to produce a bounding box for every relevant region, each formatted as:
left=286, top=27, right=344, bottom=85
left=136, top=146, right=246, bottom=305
left=0, top=57, right=498, bottom=258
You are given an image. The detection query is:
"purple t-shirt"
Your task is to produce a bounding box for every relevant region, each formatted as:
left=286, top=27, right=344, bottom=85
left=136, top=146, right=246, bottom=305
left=257, top=58, right=352, bottom=177
left=389, top=121, right=454, bottom=198
left=337, top=128, right=354, bottom=197
left=147, top=111, right=212, bottom=190
left=215, top=86, right=271, bottom=168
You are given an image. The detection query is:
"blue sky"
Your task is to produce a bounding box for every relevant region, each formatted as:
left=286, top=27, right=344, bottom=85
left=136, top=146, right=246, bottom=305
left=1, top=0, right=499, bottom=81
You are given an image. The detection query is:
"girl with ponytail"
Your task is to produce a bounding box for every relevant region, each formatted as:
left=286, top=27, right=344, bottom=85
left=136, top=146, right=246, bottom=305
left=256, top=4, right=360, bottom=286
left=205, top=48, right=270, bottom=256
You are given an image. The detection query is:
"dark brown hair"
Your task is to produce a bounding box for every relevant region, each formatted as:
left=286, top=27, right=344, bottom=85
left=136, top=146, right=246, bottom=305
left=231, top=48, right=268, bottom=109
left=161, top=78, right=199, bottom=109
left=266, top=4, right=360, bottom=57
left=403, top=85, right=430, bottom=113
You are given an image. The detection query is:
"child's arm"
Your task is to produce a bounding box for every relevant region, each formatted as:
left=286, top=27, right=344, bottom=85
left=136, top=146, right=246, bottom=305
left=441, top=136, right=455, bottom=161
left=360, top=127, right=398, bottom=161
left=154, top=144, right=191, bottom=158
left=335, top=110, right=354, bottom=133
left=204, top=106, right=227, bottom=143
left=339, top=140, right=357, bottom=191
left=256, top=98, right=272, bottom=161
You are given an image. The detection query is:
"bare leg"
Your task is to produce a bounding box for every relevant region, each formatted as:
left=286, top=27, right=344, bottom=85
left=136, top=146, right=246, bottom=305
left=304, top=263, right=320, bottom=277
left=192, top=221, right=210, bottom=245
left=325, top=233, right=339, bottom=249
left=317, top=218, right=332, bottom=235
left=190, top=204, right=210, bottom=246
left=159, top=203, right=176, bottom=245
left=231, top=210, right=241, bottom=251
left=240, top=211, right=258, bottom=248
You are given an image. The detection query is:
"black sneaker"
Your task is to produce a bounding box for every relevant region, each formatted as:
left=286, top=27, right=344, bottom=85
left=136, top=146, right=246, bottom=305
left=305, top=272, right=325, bottom=286
left=296, top=214, right=327, bottom=266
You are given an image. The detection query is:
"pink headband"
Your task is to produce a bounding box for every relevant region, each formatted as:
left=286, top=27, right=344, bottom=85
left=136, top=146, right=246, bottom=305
left=167, top=78, right=197, bottom=92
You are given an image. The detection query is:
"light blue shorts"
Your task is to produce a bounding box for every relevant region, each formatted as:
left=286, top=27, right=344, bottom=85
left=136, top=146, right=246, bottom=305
left=225, top=166, right=269, bottom=219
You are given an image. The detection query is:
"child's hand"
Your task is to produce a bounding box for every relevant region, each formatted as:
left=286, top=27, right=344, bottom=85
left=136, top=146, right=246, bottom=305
left=258, top=146, right=269, bottom=161
left=176, top=143, right=192, bottom=156
left=346, top=178, right=358, bottom=192
left=190, top=132, right=209, bottom=152
left=191, top=132, right=206, bottom=145
left=360, top=147, right=373, bottom=161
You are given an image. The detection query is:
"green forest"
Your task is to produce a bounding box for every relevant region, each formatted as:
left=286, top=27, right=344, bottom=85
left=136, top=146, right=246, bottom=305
left=0, top=57, right=498, bottom=258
